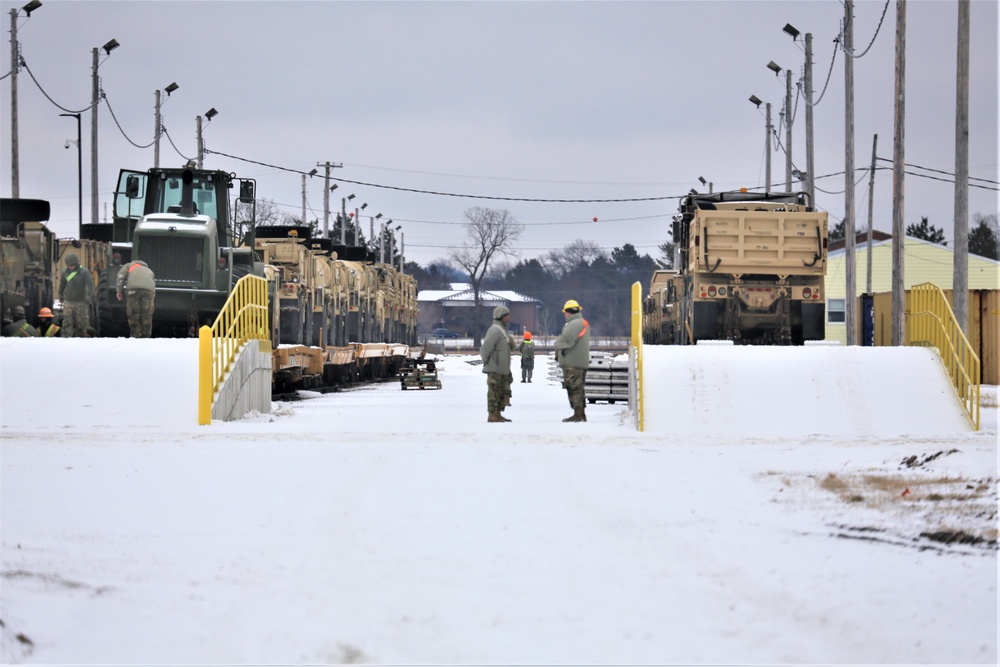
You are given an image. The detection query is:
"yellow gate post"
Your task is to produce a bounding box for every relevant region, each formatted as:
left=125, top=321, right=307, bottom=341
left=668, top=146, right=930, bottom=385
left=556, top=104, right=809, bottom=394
left=198, top=325, right=212, bottom=425
left=631, top=281, right=644, bottom=432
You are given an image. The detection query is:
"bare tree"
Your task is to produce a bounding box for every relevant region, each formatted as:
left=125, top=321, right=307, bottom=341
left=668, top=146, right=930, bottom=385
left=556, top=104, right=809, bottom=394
left=235, top=197, right=294, bottom=227
left=544, top=239, right=606, bottom=276
left=450, top=207, right=523, bottom=346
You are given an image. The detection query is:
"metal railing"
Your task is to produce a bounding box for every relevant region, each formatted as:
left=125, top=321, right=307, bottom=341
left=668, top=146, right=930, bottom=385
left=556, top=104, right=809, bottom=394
left=198, top=275, right=271, bottom=425
left=906, top=282, right=980, bottom=430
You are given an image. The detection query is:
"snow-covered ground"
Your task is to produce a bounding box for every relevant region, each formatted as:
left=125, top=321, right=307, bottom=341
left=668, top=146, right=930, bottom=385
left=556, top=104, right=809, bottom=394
left=1, top=338, right=996, bottom=664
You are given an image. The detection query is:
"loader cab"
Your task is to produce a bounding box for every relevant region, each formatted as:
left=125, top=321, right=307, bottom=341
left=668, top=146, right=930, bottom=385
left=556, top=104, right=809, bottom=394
left=112, top=167, right=256, bottom=248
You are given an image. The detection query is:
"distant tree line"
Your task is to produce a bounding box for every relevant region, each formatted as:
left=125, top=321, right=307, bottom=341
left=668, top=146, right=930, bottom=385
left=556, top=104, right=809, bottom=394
left=828, top=212, right=998, bottom=259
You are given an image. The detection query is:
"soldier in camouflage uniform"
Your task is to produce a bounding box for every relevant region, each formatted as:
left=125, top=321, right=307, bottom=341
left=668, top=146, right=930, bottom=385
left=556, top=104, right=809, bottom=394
left=59, top=253, right=94, bottom=338
left=519, top=331, right=535, bottom=382
left=116, top=260, right=157, bottom=337
left=2, top=306, right=37, bottom=337
left=480, top=305, right=515, bottom=423
left=555, top=299, right=590, bottom=422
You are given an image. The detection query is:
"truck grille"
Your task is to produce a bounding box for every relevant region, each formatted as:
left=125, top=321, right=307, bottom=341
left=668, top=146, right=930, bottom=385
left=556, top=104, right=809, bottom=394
left=142, top=237, right=204, bottom=285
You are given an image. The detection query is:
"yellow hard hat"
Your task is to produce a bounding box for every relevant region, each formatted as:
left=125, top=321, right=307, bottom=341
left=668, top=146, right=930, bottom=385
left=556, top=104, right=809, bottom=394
left=562, top=299, right=581, bottom=312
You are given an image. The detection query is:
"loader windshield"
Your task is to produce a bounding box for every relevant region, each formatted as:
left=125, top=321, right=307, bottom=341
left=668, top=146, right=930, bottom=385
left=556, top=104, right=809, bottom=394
left=160, top=175, right=220, bottom=220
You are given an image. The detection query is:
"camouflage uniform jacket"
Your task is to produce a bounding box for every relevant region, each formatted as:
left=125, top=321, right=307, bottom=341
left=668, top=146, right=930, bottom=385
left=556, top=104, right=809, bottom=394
left=555, top=312, right=590, bottom=369
left=480, top=321, right=512, bottom=375
left=59, top=265, right=94, bottom=304
left=116, top=261, right=156, bottom=296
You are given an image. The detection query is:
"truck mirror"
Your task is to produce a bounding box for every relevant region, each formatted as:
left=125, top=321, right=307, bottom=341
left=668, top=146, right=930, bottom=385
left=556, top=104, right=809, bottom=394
left=126, top=175, right=140, bottom=199
left=239, top=181, right=254, bottom=204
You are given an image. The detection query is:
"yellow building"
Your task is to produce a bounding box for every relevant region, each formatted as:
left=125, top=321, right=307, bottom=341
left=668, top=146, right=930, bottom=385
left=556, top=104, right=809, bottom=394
left=825, top=235, right=1000, bottom=345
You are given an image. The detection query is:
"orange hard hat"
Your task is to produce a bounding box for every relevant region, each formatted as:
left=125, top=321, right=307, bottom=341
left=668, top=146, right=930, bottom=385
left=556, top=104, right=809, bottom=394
left=38, top=307, right=53, bottom=318
left=524, top=331, right=532, bottom=340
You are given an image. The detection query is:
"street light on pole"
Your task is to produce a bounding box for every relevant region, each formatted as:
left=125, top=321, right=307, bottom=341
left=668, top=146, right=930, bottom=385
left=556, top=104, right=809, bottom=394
left=356, top=202, right=367, bottom=245
left=196, top=107, right=218, bottom=169
left=393, top=225, right=403, bottom=271
left=302, top=168, right=317, bottom=225
left=380, top=219, right=391, bottom=263
left=766, top=60, right=792, bottom=191
left=341, top=193, right=354, bottom=244
left=60, top=112, right=82, bottom=238
left=153, top=81, right=178, bottom=168
left=91, top=37, right=119, bottom=227
left=750, top=95, right=773, bottom=194
left=784, top=22, right=814, bottom=207
left=9, top=0, right=44, bottom=198
left=371, top=212, right=382, bottom=252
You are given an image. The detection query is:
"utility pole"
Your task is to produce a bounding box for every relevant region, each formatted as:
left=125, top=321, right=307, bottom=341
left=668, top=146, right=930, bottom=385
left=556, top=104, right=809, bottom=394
left=785, top=69, right=793, bottom=191
left=91, top=47, right=100, bottom=226
left=317, top=161, right=342, bottom=238
left=844, top=0, right=857, bottom=346
left=766, top=102, right=773, bottom=194
left=866, top=134, right=878, bottom=295
left=154, top=90, right=162, bottom=168
left=891, top=0, right=907, bottom=347
left=805, top=32, right=815, bottom=206
left=301, top=173, right=308, bottom=226
left=953, top=0, right=970, bottom=335
left=10, top=9, right=19, bottom=198
left=195, top=115, right=203, bottom=168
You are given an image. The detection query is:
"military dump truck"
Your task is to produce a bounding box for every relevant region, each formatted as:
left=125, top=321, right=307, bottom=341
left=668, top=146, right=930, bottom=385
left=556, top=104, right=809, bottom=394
left=82, top=166, right=264, bottom=336
left=1, top=199, right=57, bottom=325
left=653, top=190, right=828, bottom=345
left=642, top=269, right=682, bottom=344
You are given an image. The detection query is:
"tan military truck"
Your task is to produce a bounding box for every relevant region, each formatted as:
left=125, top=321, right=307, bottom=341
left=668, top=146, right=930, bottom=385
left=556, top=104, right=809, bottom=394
left=669, top=190, right=828, bottom=344
left=643, top=269, right=682, bottom=344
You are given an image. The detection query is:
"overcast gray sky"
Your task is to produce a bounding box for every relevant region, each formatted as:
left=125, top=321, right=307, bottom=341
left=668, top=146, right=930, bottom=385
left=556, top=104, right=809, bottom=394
left=2, top=0, right=997, bottom=267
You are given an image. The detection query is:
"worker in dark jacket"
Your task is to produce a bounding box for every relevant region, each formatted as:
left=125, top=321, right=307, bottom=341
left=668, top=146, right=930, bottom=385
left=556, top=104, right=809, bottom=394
left=37, top=307, right=60, bottom=337
left=555, top=299, right=590, bottom=422
left=2, top=306, right=37, bottom=337
left=59, top=252, right=94, bottom=338
left=116, top=260, right=156, bottom=337
left=480, top=305, right=514, bottom=423
left=519, top=331, right=535, bottom=383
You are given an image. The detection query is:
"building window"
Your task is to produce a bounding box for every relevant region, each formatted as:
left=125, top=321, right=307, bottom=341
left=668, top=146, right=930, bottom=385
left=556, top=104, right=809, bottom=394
left=828, top=298, right=845, bottom=323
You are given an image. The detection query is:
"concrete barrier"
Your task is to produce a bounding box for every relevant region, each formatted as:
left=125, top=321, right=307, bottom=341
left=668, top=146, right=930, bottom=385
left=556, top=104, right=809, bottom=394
left=212, top=339, right=273, bottom=421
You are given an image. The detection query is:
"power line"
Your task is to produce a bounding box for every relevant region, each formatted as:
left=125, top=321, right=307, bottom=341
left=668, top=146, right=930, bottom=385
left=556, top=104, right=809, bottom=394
left=19, top=57, right=95, bottom=114
left=103, top=93, right=154, bottom=149
left=205, top=149, right=683, bottom=203
left=875, top=156, right=999, bottom=187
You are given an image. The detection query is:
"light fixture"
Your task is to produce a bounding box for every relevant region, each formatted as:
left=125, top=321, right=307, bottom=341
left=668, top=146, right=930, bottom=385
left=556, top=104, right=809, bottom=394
left=395, top=225, right=401, bottom=231
left=308, top=168, right=317, bottom=177
left=204, top=107, right=218, bottom=120
left=767, top=61, right=782, bottom=75
left=102, top=38, right=120, bottom=54
left=698, top=176, right=707, bottom=186
left=783, top=23, right=800, bottom=40
left=347, top=193, right=355, bottom=201
left=749, top=94, right=762, bottom=108
left=164, top=81, right=179, bottom=95
left=22, top=0, right=42, bottom=16
left=360, top=202, right=368, bottom=211
left=330, top=184, right=338, bottom=192
left=375, top=213, right=382, bottom=220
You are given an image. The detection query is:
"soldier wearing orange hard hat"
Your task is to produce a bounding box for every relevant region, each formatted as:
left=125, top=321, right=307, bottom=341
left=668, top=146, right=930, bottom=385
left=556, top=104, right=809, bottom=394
left=37, top=307, right=61, bottom=337
left=518, top=331, right=535, bottom=383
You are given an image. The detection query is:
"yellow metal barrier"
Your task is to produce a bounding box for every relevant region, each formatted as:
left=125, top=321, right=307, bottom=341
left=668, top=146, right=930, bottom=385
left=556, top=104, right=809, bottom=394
left=906, top=282, right=981, bottom=430
left=631, top=281, right=644, bottom=432
left=198, top=275, right=271, bottom=425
